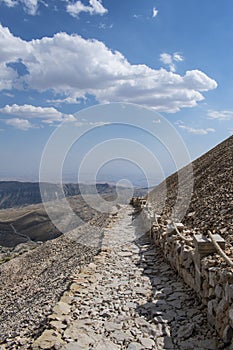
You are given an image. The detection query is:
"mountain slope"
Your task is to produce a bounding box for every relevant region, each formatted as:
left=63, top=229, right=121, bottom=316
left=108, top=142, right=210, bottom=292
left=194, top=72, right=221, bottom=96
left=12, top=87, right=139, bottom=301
left=0, top=194, right=114, bottom=247
left=0, top=182, right=115, bottom=209
left=0, top=209, right=111, bottom=345
left=147, top=135, right=233, bottom=238
left=0, top=181, right=148, bottom=210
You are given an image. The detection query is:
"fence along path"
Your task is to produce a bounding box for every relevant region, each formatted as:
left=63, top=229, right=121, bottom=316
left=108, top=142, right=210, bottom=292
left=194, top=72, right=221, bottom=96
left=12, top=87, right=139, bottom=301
left=32, top=205, right=219, bottom=350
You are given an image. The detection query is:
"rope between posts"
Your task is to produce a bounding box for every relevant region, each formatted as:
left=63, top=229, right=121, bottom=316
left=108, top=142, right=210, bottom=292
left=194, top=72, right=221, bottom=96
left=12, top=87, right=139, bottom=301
left=172, top=221, right=193, bottom=247
left=140, top=202, right=233, bottom=266
left=207, top=230, right=233, bottom=268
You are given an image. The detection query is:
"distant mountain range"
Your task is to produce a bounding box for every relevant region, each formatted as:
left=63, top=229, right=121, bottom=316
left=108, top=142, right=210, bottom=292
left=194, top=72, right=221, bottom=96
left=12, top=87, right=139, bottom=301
left=0, top=181, right=148, bottom=210
left=0, top=181, right=148, bottom=247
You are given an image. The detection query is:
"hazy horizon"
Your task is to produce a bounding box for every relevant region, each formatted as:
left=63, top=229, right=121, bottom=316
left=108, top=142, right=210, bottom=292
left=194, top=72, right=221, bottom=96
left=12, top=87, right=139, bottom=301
left=0, top=1, right=232, bottom=193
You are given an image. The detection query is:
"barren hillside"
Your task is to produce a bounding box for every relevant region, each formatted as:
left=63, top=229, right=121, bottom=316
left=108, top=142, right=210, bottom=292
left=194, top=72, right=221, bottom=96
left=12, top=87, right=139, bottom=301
left=0, top=209, right=111, bottom=345
left=148, top=135, right=233, bottom=240
left=0, top=194, right=107, bottom=247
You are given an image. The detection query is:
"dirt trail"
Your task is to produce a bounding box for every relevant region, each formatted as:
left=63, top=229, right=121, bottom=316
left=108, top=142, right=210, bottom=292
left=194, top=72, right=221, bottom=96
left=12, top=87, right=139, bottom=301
left=32, top=205, right=219, bottom=350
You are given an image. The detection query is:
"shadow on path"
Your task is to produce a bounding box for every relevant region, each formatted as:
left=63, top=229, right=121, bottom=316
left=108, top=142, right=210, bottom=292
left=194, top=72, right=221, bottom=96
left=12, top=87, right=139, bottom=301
left=131, top=213, right=221, bottom=350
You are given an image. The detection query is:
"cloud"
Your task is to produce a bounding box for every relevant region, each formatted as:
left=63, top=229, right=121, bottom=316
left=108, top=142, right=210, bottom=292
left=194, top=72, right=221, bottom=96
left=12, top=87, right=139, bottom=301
left=46, top=97, right=79, bottom=104
left=208, top=110, right=233, bottom=120
left=133, top=14, right=141, bottom=19
left=66, top=0, right=108, bottom=17
left=160, top=53, right=175, bottom=72
left=3, top=92, right=14, bottom=97
left=0, top=24, right=218, bottom=113
left=160, top=53, right=173, bottom=65
left=152, top=6, right=158, bottom=18
left=0, top=0, right=39, bottom=15
left=0, top=104, right=75, bottom=126
left=75, top=120, right=109, bottom=127
left=98, top=22, right=113, bottom=30
left=0, top=64, right=18, bottom=90
left=160, top=52, right=184, bottom=72
left=184, top=70, right=217, bottom=91
left=176, top=121, right=215, bottom=135
left=0, top=0, right=16, bottom=7
left=173, top=53, right=184, bottom=62
left=4, top=117, right=34, bottom=130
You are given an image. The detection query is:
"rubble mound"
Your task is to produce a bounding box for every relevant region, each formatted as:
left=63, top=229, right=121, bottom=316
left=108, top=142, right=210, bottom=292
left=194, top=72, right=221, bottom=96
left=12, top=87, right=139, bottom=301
left=148, top=135, right=233, bottom=241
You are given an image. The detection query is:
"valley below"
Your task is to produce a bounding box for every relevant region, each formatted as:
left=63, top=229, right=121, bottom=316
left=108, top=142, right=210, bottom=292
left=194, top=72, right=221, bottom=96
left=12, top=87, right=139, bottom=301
left=0, top=136, right=232, bottom=349
left=0, top=183, right=147, bottom=264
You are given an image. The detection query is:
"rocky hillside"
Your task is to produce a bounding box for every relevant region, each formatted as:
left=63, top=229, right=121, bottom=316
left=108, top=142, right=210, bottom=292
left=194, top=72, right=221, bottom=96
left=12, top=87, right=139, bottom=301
left=0, top=181, right=147, bottom=249
left=147, top=135, right=233, bottom=240
left=0, top=209, right=112, bottom=346
left=0, top=194, right=110, bottom=247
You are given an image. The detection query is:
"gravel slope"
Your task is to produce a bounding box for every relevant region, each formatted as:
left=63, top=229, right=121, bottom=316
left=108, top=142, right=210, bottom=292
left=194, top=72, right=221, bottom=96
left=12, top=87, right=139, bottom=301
left=0, top=212, right=111, bottom=347
left=148, top=135, right=233, bottom=242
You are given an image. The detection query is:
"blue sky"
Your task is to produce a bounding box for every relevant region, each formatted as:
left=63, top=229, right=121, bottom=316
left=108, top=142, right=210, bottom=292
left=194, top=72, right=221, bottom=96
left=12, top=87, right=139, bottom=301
left=0, top=0, right=232, bottom=183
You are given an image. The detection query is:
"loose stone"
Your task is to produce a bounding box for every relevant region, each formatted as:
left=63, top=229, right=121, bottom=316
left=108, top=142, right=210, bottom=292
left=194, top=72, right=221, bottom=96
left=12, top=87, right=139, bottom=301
left=31, top=205, right=219, bottom=350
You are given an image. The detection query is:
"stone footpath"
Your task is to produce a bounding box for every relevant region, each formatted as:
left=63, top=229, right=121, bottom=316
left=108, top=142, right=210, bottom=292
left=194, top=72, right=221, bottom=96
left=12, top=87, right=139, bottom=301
left=32, top=205, right=220, bottom=350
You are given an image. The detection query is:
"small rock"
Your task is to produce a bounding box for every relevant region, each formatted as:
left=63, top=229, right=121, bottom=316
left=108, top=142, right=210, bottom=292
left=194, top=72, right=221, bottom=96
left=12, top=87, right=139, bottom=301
left=53, top=302, right=71, bottom=315
left=88, top=262, right=97, bottom=269
left=64, top=326, right=93, bottom=343
left=117, top=252, right=133, bottom=257
left=140, top=337, right=155, bottom=349
left=177, top=323, right=195, bottom=339
left=50, top=320, right=67, bottom=331
left=110, top=330, right=133, bottom=343
left=223, top=325, right=233, bottom=344
left=134, top=287, right=150, bottom=296
left=62, top=343, right=83, bottom=350
left=95, top=339, right=120, bottom=350
left=104, top=321, right=122, bottom=332
left=32, top=330, right=64, bottom=349
left=127, top=342, right=143, bottom=350
left=229, top=308, right=233, bottom=328
left=197, top=338, right=217, bottom=349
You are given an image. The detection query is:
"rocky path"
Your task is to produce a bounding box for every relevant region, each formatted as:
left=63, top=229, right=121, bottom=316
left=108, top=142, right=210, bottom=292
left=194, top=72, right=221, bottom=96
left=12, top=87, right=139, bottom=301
left=32, top=205, right=219, bottom=350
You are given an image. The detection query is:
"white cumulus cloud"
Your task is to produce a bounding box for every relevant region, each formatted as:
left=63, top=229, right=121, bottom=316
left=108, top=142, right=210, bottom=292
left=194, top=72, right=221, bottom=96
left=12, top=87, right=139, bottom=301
left=184, top=70, right=217, bottom=91
left=176, top=121, right=215, bottom=135
left=173, top=53, right=184, bottom=62
left=4, top=117, right=34, bottom=130
left=160, top=53, right=173, bottom=65
left=160, top=52, right=184, bottom=72
left=0, top=24, right=218, bottom=113
left=208, top=110, right=233, bottom=120
left=66, top=0, right=108, bottom=17
left=0, top=104, right=75, bottom=128
left=0, top=0, right=39, bottom=14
